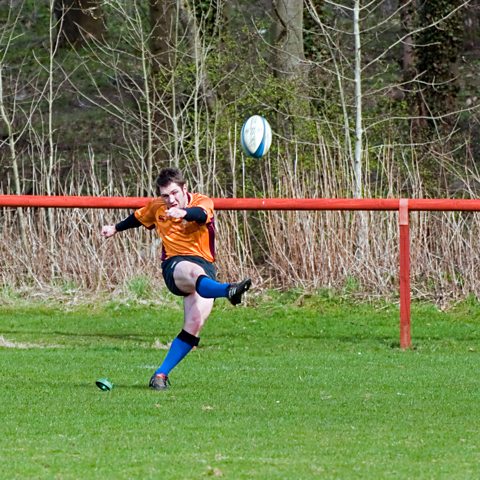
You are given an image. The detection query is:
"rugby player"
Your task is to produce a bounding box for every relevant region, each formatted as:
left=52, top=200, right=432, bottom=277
left=101, top=167, right=251, bottom=390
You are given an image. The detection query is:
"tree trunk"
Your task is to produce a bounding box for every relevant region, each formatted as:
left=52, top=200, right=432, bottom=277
left=353, top=0, right=367, bottom=257
left=149, top=0, right=176, bottom=169
left=400, top=0, right=416, bottom=84
left=399, top=0, right=427, bottom=133
left=178, top=2, right=217, bottom=113
left=271, top=0, right=308, bottom=142
left=54, top=0, right=105, bottom=47
left=149, top=0, right=176, bottom=76
left=271, top=0, right=305, bottom=78
left=416, top=0, right=465, bottom=127
left=463, top=0, right=480, bottom=51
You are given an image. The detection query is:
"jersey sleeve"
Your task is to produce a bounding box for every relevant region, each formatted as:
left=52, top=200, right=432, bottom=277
left=193, top=195, right=214, bottom=223
left=134, top=200, right=160, bottom=229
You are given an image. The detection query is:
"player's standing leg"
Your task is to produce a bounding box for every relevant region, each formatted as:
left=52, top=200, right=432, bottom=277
left=149, top=294, right=213, bottom=390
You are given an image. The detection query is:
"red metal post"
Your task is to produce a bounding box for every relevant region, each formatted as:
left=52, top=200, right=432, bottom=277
left=399, top=199, right=411, bottom=349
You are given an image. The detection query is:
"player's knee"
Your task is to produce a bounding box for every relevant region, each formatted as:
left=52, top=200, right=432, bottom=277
left=188, top=268, right=206, bottom=286
left=190, top=269, right=202, bottom=281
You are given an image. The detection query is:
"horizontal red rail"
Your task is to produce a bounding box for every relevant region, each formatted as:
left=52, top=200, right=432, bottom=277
left=1, top=195, right=480, bottom=211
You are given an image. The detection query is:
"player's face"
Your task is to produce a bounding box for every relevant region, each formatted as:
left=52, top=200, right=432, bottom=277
left=159, top=182, right=188, bottom=209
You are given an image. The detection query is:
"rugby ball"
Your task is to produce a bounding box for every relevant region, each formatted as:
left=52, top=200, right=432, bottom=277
left=241, top=115, right=272, bottom=158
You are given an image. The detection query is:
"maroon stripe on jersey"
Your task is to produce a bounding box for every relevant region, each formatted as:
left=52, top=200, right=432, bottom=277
left=207, top=219, right=216, bottom=260
left=161, top=243, right=167, bottom=261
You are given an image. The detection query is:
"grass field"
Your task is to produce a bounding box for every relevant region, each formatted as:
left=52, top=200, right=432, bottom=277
left=1, top=292, right=480, bottom=479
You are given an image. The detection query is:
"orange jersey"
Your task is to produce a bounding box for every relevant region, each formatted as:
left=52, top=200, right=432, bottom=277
left=134, top=193, right=215, bottom=262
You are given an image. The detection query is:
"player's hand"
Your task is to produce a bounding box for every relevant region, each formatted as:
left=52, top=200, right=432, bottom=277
left=101, top=225, right=117, bottom=238
left=166, top=207, right=186, bottom=219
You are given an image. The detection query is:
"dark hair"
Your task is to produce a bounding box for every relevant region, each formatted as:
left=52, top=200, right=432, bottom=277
left=156, top=167, right=186, bottom=191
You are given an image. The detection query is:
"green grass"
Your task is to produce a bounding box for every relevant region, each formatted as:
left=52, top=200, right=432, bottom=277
left=1, top=294, right=480, bottom=479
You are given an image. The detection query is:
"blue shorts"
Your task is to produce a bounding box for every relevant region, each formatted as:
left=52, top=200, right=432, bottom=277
left=161, top=255, right=217, bottom=297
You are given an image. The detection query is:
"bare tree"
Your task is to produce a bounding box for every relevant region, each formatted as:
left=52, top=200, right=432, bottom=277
left=0, top=6, right=30, bottom=249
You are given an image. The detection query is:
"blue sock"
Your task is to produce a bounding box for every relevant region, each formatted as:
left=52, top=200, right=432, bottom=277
left=155, top=330, right=199, bottom=376
left=196, top=275, right=229, bottom=298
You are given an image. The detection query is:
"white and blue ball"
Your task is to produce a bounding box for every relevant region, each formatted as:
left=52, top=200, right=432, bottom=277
left=240, top=115, right=272, bottom=158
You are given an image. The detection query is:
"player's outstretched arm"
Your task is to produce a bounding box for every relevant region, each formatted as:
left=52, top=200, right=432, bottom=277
left=102, top=213, right=143, bottom=238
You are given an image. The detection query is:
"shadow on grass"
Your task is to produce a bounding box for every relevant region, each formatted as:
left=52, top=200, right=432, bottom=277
left=1, top=329, right=159, bottom=343
left=0, top=330, right=163, bottom=348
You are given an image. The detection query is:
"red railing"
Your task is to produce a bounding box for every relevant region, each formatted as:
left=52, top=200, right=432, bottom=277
left=3, top=194, right=480, bottom=349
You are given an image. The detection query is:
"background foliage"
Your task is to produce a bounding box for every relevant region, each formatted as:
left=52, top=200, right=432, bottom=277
left=1, top=0, right=480, bottom=302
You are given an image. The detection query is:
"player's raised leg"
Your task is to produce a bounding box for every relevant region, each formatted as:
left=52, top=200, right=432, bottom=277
left=171, top=260, right=252, bottom=305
